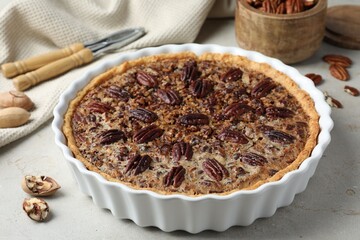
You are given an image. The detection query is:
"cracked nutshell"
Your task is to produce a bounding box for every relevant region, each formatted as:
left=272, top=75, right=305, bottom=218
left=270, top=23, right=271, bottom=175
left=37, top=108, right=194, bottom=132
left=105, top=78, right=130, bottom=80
left=23, top=198, right=50, bottom=222
left=21, top=175, right=61, bottom=197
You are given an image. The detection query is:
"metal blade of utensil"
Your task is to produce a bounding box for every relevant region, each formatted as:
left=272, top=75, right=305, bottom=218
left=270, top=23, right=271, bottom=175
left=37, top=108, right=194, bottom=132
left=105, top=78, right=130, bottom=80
left=87, top=27, right=146, bottom=56
left=12, top=27, right=147, bottom=91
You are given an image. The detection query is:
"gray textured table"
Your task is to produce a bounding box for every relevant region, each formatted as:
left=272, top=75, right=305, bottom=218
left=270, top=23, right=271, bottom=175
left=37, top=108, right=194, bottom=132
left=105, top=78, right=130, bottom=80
left=1, top=0, right=359, bottom=239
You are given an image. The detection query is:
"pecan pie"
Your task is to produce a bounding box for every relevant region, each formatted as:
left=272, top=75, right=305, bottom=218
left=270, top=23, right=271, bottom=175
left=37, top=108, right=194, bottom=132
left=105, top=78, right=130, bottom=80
left=63, top=52, right=319, bottom=196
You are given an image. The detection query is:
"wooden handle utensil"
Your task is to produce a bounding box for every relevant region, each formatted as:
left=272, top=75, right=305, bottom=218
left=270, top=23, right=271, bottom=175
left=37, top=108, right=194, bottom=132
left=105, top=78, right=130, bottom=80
left=13, top=48, right=93, bottom=91
left=1, top=43, right=85, bottom=78
left=4, top=27, right=146, bottom=91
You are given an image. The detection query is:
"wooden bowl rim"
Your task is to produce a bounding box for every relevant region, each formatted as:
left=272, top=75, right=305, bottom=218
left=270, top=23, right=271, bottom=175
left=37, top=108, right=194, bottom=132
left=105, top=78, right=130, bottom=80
left=237, top=0, right=327, bottom=20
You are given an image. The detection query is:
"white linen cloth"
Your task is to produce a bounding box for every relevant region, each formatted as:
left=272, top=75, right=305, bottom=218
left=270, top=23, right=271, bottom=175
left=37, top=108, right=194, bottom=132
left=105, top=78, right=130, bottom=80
left=0, top=0, right=216, bottom=147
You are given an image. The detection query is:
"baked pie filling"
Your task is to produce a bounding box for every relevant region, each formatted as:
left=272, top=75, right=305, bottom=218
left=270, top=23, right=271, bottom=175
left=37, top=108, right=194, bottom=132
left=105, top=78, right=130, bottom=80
left=63, top=52, right=319, bottom=196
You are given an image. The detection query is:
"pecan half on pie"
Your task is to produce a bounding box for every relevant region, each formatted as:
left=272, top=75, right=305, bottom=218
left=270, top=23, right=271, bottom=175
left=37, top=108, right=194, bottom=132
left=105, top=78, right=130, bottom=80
left=63, top=52, right=319, bottom=196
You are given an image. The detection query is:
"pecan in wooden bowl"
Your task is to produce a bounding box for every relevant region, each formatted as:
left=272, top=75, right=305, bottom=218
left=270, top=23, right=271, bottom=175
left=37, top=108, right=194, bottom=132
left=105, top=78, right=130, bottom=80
left=235, top=0, right=327, bottom=64
left=52, top=44, right=333, bottom=233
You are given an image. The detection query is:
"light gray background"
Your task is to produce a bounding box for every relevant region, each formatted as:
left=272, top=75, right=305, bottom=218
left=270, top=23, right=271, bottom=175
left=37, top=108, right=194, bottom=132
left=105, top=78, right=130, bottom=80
left=0, top=0, right=359, bottom=239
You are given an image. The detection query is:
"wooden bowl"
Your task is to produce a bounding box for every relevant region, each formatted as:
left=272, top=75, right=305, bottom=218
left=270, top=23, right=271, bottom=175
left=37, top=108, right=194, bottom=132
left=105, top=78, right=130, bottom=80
left=235, top=0, right=327, bottom=64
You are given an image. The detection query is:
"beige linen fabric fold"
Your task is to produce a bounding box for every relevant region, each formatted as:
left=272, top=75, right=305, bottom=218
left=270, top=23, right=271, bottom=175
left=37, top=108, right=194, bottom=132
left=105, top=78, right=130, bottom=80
left=0, top=0, right=215, bottom=148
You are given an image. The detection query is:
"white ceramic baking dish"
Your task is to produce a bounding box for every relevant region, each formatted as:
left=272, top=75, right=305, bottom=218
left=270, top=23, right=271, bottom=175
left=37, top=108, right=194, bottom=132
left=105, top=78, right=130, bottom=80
left=52, top=44, right=333, bottom=233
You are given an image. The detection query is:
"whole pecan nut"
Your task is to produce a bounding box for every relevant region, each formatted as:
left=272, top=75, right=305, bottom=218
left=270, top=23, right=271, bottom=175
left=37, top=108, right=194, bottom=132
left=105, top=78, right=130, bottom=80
left=189, top=79, right=213, bottom=98
left=322, top=54, right=352, bottom=67
left=286, top=0, right=304, bottom=14
left=202, top=158, right=229, bottom=182
left=223, top=102, right=253, bottom=117
left=172, top=141, right=193, bottom=162
left=163, top=165, right=186, bottom=188
left=136, top=71, right=158, bottom=87
left=329, top=64, right=350, bottom=81
left=98, top=129, right=127, bottom=145
left=263, top=129, right=295, bottom=144
left=179, top=113, right=209, bottom=126
left=181, top=60, right=199, bottom=86
left=276, top=2, right=286, bottom=14
left=265, top=107, right=294, bottom=118
left=106, top=86, right=130, bottom=101
left=133, top=124, right=164, bottom=143
left=125, top=154, right=152, bottom=175
left=218, top=128, right=249, bottom=144
left=305, top=73, right=322, bottom=86
left=221, top=68, right=243, bottom=82
left=251, top=78, right=276, bottom=98
left=285, top=0, right=294, bottom=13
left=262, top=0, right=277, bottom=13
left=130, top=108, right=158, bottom=123
left=87, top=101, right=113, bottom=113
left=240, top=152, right=267, bottom=166
left=294, top=0, right=304, bottom=12
left=157, top=89, right=182, bottom=105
